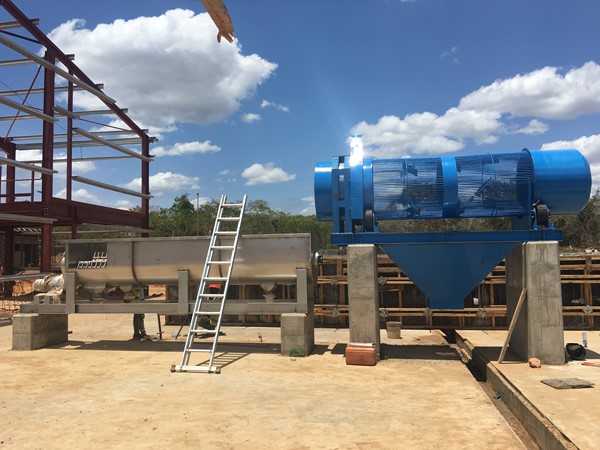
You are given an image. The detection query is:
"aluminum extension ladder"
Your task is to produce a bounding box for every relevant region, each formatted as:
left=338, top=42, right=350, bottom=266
left=171, top=194, right=247, bottom=373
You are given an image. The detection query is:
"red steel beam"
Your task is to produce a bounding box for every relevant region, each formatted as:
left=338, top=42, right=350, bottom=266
left=0, top=0, right=148, bottom=139
left=0, top=1, right=152, bottom=250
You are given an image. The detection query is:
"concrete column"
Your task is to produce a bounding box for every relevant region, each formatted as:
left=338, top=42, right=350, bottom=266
left=505, top=241, right=564, bottom=364
left=348, top=244, right=380, bottom=357
left=280, top=313, right=314, bottom=356
left=12, top=313, right=69, bottom=350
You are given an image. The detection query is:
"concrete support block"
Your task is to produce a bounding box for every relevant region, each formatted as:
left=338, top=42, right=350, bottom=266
left=386, top=321, right=402, bottom=339
left=12, top=313, right=69, bottom=351
left=348, top=245, right=381, bottom=357
left=280, top=313, right=314, bottom=356
left=506, top=241, right=564, bottom=364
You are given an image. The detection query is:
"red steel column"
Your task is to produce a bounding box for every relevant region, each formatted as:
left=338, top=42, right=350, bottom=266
left=141, top=136, right=150, bottom=236
left=40, top=50, right=55, bottom=272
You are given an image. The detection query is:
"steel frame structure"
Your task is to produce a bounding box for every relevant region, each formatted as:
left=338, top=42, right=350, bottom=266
left=0, top=1, right=153, bottom=273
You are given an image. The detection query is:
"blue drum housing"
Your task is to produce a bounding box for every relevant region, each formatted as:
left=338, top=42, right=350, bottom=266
left=314, top=149, right=592, bottom=309
left=315, top=149, right=591, bottom=231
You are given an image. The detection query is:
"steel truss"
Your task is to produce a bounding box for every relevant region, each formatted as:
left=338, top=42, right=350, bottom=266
left=0, top=1, right=154, bottom=273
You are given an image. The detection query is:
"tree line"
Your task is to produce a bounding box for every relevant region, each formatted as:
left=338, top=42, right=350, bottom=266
left=148, top=194, right=334, bottom=250
left=146, top=192, right=600, bottom=251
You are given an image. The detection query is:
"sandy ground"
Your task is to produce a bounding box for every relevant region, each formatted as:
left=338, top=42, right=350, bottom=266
left=0, top=314, right=526, bottom=449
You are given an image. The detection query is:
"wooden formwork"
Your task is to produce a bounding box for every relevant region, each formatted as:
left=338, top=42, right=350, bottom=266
left=316, top=252, right=600, bottom=330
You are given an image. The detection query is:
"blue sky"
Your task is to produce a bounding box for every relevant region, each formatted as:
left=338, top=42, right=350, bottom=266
left=2, top=0, right=600, bottom=214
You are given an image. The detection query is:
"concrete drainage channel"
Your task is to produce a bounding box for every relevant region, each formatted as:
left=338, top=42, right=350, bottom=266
left=451, top=331, right=576, bottom=450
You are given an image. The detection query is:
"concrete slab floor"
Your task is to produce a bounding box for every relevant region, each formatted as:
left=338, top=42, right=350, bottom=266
left=458, top=329, right=600, bottom=450
left=0, top=315, right=526, bottom=449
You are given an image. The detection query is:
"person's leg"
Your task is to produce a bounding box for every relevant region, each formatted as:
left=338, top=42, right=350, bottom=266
left=133, top=314, right=144, bottom=339
left=138, top=314, right=147, bottom=337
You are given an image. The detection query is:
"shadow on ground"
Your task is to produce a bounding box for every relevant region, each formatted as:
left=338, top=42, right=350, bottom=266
left=329, top=343, right=459, bottom=361
left=56, top=339, right=283, bottom=354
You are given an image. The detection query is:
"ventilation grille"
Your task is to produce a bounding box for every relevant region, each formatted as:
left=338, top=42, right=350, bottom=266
left=372, top=152, right=533, bottom=220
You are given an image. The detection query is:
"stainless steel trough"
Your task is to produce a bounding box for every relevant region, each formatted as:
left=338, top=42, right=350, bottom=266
left=23, top=233, right=314, bottom=315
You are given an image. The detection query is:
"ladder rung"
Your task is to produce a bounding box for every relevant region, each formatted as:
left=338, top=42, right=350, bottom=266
left=218, top=216, right=241, bottom=221
left=223, top=203, right=244, bottom=208
left=211, top=245, right=235, bottom=250
left=187, top=348, right=212, bottom=352
left=191, top=329, right=218, bottom=334
left=192, top=311, right=222, bottom=315
left=204, top=276, right=227, bottom=282
left=206, top=261, right=230, bottom=265
left=171, top=365, right=220, bottom=374
left=215, top=231, right=237, bottom=235
left=198, top=293, right=225, bottom=298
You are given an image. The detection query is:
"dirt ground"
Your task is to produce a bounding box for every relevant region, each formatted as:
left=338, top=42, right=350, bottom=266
left=0, top=314, right=526, bottom=449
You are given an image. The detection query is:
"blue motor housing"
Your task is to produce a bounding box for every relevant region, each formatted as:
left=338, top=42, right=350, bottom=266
left=315, top=149, right=591, bottom=232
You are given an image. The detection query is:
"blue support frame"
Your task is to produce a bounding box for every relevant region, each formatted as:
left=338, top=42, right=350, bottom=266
left=330, top=229, right=562, bottom=246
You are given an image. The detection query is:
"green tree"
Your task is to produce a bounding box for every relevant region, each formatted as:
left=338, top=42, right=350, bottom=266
left=147, top=195, right=336, bottom=249
left=556, top=192, right=600, bottom=249
left=171, top=194, right=195, bottom=213
left=149, top=194, right=196, bottom=237
left=242, top=199, right=282, bottom=234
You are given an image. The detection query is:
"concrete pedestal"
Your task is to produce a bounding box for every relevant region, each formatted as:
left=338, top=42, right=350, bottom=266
left=280, top=313, right=314, bottom=356
left=505, top=242, right=564, bottom=364
left=386, top=321, right=402, bottom=339
left=12, top=313, right=68, bottom=350
left=348, top=245, right=381, bottom=357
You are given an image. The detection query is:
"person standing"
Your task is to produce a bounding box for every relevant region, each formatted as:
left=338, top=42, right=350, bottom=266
left=133, top=313, right=149, bottom=339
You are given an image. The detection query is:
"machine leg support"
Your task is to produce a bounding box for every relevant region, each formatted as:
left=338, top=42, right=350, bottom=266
left=12, top=313, right=68, bottom=350
left=280, top=313, right=314, bottom=356
left=348, top=245, right=381, bottom=358
left=506, top=242, right=565, bottom=364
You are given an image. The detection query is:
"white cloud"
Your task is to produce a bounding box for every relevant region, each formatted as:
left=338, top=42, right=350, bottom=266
left=88, top=119, right=172, bottom=140
left=441, top=46, right=460, bottom=64
left=352, top=109, right=502, bottom=158
left=261, top=100, right=289, bottom=113
left=216, top=169, right=236, bottom=183
left=124, top=171, right=200, bottom=195
left=15, top=149, right=45, bottom=166
left=55, top=188, right=102, bottom=204
left=542, top=134, right=600, bottom=193
left=299, top=196, right=315, bottom=216
left=151, top=140, right=220, bottom=157
left=241, top=163, right=296, bottom=186
left=113, top=199, right=134, bottom=210
left=459, top=62, right=600, bottom=120
left=54, top=188, right=133, bottom=209
left=514, top=119, right=549, bottom=135
left=48, top=9, right=277, bottom=129
left=351, top=61, right=600, bottom=158
left=241, top=113, right=262, bottom=123
left=16, top=149, right=96, bottom=177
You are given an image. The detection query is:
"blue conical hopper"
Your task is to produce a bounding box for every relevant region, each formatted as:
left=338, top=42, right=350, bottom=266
left=381, top=242, right=520, bottom=309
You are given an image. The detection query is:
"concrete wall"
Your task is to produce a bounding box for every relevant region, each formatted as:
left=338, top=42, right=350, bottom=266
left=12, top=313, right=68, bottom=350
left=506, top=242, right=564, bottom=364
left=347, top=245, right=380, bottom=357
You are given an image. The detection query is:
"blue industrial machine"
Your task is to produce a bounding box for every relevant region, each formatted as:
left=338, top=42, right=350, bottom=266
left=314, top=149, right=591, bottom=308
